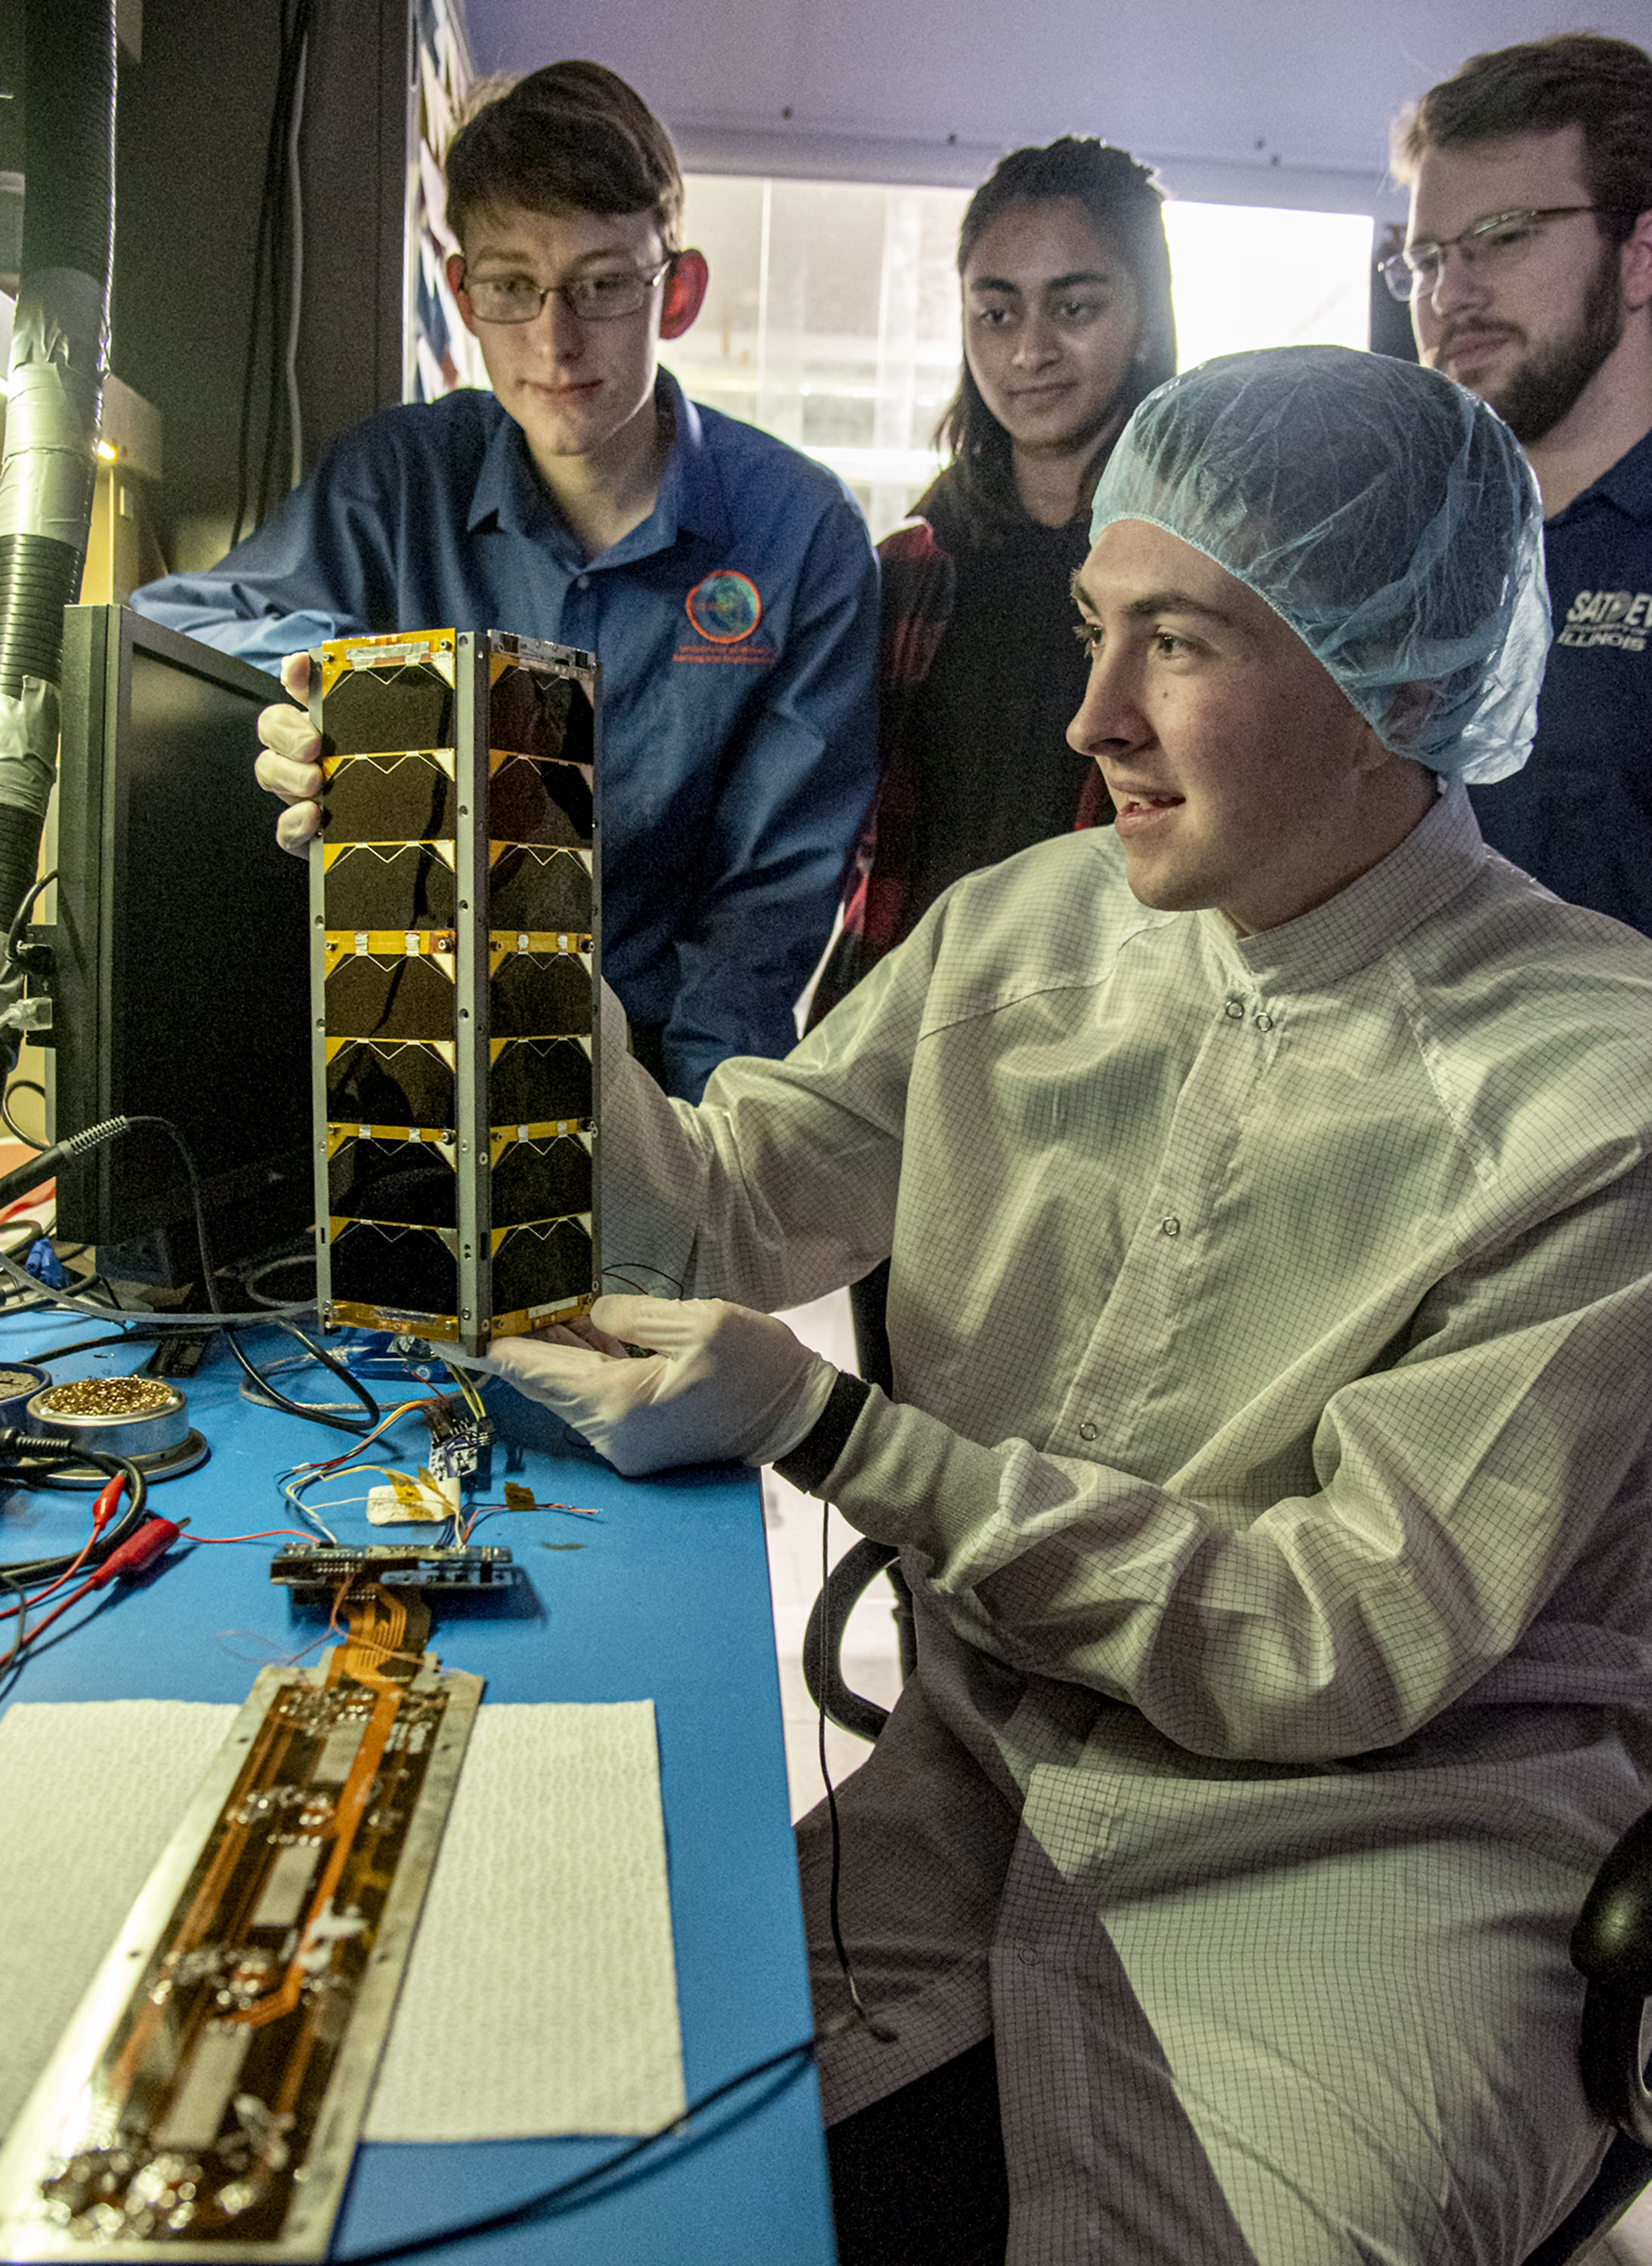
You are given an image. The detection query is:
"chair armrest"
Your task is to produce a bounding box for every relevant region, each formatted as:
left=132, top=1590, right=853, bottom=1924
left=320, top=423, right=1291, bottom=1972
left=1573, top=1804, right=1652, bottom=2143
left=802, top=1537, right=898, bottom=1744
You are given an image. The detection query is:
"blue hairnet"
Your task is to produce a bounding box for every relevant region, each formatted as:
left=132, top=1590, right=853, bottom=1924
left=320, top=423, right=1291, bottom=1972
left=1088, top=345, right=1549, bottom=783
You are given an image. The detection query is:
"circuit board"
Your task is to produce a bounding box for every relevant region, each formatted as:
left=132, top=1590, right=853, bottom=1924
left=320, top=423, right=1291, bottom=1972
left=269, top=1543, right=517, bottom=1610
left=0, top=1588, right=481, bottom=2260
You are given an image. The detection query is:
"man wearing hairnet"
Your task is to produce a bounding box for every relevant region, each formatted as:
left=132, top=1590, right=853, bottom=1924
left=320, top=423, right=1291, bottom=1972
left=480, top=347, right=1652, bottom=2264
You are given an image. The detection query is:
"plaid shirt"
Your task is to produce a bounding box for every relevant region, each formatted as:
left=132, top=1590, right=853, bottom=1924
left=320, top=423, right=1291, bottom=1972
left=809, top=514, right=1111, bottom=1026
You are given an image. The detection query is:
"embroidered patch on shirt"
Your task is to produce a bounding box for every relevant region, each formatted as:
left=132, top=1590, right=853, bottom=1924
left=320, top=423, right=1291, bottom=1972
left=1557, top=588, right=1650, bottom=653
left=684, top=570, right=762, bottom=643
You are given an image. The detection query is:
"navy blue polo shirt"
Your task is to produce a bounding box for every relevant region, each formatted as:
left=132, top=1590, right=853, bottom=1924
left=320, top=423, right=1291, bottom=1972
left=1470, top=425, right=1652, bottom=935
left=132, top=372, right=879, bottom=1098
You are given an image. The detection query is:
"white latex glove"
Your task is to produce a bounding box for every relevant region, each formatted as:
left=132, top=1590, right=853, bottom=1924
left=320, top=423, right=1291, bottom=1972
left=254, top=650, right=323, bottom=855
left=474, top=1294, right=838, bottom=1477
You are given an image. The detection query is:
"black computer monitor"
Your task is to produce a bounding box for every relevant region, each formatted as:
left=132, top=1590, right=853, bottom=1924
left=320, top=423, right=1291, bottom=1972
left=50, top=605, right=312, bottom=1283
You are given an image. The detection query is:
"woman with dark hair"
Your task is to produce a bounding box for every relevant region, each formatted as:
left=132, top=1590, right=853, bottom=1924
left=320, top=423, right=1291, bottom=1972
left=808, top=137, right=1175, bottom=1391
left=810, top=137, right=1177, bottom=1031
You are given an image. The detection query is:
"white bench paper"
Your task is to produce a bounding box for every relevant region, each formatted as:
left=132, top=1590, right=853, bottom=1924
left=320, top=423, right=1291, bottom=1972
left=0, top=1696, right=685, bottom=2143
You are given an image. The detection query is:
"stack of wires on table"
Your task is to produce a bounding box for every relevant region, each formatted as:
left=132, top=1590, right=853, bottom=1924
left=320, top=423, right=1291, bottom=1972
left=276, top=1388, right=455, bottom=1545
left=0, top=1433, right=159, bottom=1693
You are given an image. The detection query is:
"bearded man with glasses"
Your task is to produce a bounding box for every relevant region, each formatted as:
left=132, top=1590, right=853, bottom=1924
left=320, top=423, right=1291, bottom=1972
left=133, top=63, right=878, bottom=1103
left=1391, top=33, right=1652, bottom=939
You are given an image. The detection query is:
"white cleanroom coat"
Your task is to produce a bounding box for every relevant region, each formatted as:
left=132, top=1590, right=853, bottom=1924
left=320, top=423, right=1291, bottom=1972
left=601, top=785, right=1652, bottom=2264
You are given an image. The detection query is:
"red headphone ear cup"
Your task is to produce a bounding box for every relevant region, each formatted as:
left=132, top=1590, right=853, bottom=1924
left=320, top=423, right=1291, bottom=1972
left=660, top=252, right=708, bottom=338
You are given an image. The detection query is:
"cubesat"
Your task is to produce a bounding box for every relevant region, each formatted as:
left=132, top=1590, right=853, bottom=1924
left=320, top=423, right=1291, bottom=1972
left=310, top=628, right=600, bottom=1355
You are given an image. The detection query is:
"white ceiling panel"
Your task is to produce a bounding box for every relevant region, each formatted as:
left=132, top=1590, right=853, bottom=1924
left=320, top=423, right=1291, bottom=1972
left=465, top=0, right=1651, bottom=218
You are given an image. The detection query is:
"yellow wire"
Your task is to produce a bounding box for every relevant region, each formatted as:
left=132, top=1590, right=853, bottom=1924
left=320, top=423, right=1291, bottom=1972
left=441, top=1359, right=487, bottom=1420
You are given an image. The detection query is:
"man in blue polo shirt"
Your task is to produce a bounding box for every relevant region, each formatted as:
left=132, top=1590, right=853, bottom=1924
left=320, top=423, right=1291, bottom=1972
left=133, top=62, right=878, bottom=1100
left=1391, top=32, right=1652, bottom=934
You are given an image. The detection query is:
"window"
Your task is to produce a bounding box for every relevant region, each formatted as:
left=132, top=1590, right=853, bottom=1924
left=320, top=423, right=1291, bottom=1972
left=1161, top=202, right=1373, bottom=372
left=668, top=178, right=970, bottom=545
left=669, top=175, right=1374, bottom=539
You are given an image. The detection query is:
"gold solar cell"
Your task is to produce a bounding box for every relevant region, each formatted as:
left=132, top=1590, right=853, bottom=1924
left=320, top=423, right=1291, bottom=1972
left=323, top=842, right=458, bottom=931
left=487, top=843, right=593, bottom=934
left=320, top=752, right=455, bottom=842
left=488, top=1037, right=593, bottom=1127
left=492, top=1216, right=596, bottom=1320
left=489, top=949, right=592, bottom=1038
left=328, top=1136, right=459, bottom=1227
left=487, top=662, right=594, bottom=763
left=489, top=1133, right=593, bottom=1225
left=322, top=659, right=453, bottom=753
left=324, top=955, right=456, bottom=1043
left=325, top=1038, right=455, bottom=1131
left=329, top=1218, right=459, bottom=1316
left=489, top=753, right=594, bottom=847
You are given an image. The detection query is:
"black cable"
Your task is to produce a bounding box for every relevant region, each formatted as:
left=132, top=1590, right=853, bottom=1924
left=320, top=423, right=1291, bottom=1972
left=110, top=1114, right=222, bottom=1314
left=231, top=17, right=289, bottom=544
left=222, top=1328, right=354, bottom=1434
left=233, top=0, right=313, bottom=544
left=20, top=1325, right=197, bottom=1364
left=2, top=865, right=54, bottom=981
left=14, top=1322, right=376, bottom=1443
left=0, top=1243, right=310, bottom=1328
left=0, top=1567, right=29, bottom=1674
left=227, top=1319, right=380, bottom=1437
left=241, top=1247, right=316, bottom=1307
left=0, top=1439, right=147, bottom=1585
left=223, top=1331, right=369, bottom=1437
left=256, top=0, right=297, bottom=529
left=816, top=1500, right=894, bottom=2042
left=106, top=1115, right=359, bottom=1432
left=332, top=2034, right=820, bottom=2266
left=257, top=3, right=310, bottom=530
left=0, top=1103, right=369, bottom=1438
left=279, top=1320, right=379, bottom=1423
left=601, top=1258, right=688, bottom=1297
left=2, top=1074, right=46, bottom=1150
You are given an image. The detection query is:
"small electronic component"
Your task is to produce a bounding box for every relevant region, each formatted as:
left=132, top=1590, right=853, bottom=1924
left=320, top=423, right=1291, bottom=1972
left=0, top=1585, right=482, bottom=2261
left=424, top=1391, right=493, bottom=1490
left=310, top=628, right=601, bottom=1356
left=268, top=1543, right=517, bottom=1610
left=142, top=1336, right=212, bottom=1382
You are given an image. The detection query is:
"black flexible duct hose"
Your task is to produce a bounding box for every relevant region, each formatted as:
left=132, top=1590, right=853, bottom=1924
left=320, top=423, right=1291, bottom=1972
left=0, top=0, right=117, bottom=947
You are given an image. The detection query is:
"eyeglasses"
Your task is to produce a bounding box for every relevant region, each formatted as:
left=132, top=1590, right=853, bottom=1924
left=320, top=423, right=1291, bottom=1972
left=1379, top=207, right=1599, bottom=301
left=459, top=257, right=675, bottom=324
